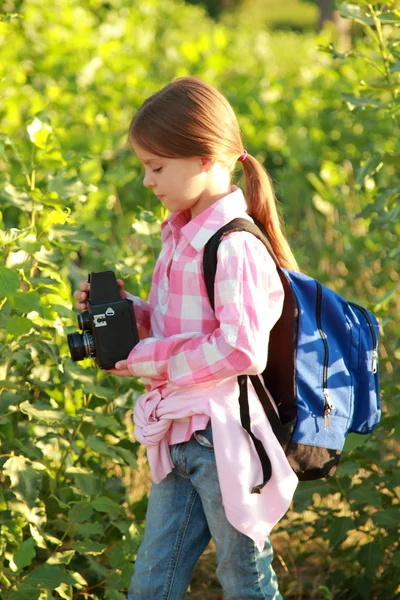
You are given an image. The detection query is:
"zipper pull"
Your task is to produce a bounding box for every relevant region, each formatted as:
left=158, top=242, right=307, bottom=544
left=323, top=389, right=334, bottom=431
left=372, top=349, right=378, bottom=374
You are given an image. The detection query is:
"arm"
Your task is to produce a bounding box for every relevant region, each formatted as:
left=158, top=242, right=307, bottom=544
left=125, top=232, right=284, bottom=386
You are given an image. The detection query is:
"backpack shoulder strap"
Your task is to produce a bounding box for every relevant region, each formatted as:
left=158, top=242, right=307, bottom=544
left=202, top=217, right=287, bottom=493
left=203, top=217, right=279, bottom=311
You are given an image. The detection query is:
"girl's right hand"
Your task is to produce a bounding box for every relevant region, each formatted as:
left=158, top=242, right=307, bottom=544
left=73, top=279, right=127, bottom=310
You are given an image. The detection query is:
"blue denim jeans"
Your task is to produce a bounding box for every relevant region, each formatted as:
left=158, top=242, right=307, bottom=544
left=128, top=425, right=283, bottom=600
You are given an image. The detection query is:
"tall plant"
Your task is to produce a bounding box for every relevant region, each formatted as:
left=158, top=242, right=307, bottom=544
left=272, top=3, right=399, bottom=598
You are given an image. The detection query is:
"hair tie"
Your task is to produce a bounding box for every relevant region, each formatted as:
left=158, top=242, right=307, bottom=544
left=238, top=150, right=248, bottom=162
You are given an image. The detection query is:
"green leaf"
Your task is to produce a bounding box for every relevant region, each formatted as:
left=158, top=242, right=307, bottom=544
left=13, top=537, right=37, bottom=569
left=348, top=485, right=382, bottom=507
left=341, top=93, right=388, bottom=110
left=356, top=542, right=384, bottom=571
left=355, top=154, right=383, bottom=187
left=390, top=61, right=400, bottom=73
left=105, top=589, right=128, bottom=600
left=292, top=480, right=327, bottom=512
left=0, top=227, right=32, bottom=246
left=346, top=0, right=389, bottom=5
left=0, top=133, right=11, bottom=161
left=9, top=290, right=43, bottom=315
left=54, top=583, right=73, bottom=600
left=3, top=456, right=42, bottom=509
left=42, top=209, right=70, bottom=229
left=372, top=507, right=400, bottom=528
left=17, top=236, right=42, bottom=254
left=6, top=316, right=33, bottom=336
left=24, top=564, right=75, bottom=589
left=338, top=3, right=374, bottom=25
left=114, top=446, right=137, bottom=468
left=0, top=266, right=19, bottom=296
left=75, top=521, right=105, bottom=537
left=47, top=550, right=75, bottom=565
left=327, top=517, right=354, bottom=547
left=383, top=152, right=400, bottom=167
left=92, top=496, right=125, bottom=516
left=375, top=283, right=400, bottom=311
left=377, top=11, right=400, bottom=24
left=68, top=501, right=93, bottom=523
left=49, top=223, right=94, bottom=247
left=19, top=400, right=67, bottom=423
left=47, top=175, right=97, bottom=198
left=343, top=433, right=369, bottom=452
left=27, top=118, right=53, bottom=149
left=1, top=182, right=37, bottom=211
left=86, top=435, right=119, bottom=459
left=65, top=467, right=101, bottom=497
left=70, top=540, right=107, bottom=555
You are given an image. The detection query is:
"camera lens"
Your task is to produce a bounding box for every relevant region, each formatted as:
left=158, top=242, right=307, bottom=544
left=67, top=332, right=96, bottom=362
left=78, top=310, right=91, bottom=331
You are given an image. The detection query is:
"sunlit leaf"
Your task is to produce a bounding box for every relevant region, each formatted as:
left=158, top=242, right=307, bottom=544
left=3, top=456, right=42, bottom=509
left=47, top=550, right=75, bottom=565
left=27, top=118, right=53, bottom=149
left=70, top=540, right=107, bottom=555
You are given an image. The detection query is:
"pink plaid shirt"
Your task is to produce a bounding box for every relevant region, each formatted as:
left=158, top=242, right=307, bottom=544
left=127, top=187, right=298, bottom=549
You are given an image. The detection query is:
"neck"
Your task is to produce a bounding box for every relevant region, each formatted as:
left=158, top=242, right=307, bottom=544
left=190, top=165, right=231, bottom=219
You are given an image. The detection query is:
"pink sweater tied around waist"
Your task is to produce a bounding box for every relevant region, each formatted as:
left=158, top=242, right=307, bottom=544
left=134, top=379, right=298, bottom=552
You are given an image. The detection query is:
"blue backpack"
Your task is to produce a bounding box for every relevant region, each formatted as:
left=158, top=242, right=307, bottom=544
left=203, top=218, right=381, bottom=492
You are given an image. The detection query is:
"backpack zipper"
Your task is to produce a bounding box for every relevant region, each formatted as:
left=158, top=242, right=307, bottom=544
left=316, top=282, right=334, bottom=430
left=349, top=302, right=378, bottom=373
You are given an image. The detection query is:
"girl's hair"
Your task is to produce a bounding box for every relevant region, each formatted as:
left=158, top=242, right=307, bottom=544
left=129, top=77, right=299, bottom=271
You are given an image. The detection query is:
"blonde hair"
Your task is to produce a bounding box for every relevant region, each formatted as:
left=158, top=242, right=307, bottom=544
left=129, top=77, right=299, bottom=271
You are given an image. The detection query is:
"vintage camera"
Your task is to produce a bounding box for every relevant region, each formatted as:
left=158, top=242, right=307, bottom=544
left=68, top=271, right=139, bottom=370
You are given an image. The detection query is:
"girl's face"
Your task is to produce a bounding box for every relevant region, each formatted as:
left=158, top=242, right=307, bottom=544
left=132, top=142, right=230, bottom=219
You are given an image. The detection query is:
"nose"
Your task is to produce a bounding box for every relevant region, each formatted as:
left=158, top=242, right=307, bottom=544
left=143, top=171, right=156, bottom=188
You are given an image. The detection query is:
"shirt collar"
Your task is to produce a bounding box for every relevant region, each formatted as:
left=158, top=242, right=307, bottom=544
left=161, top=187, right=250, bottom=252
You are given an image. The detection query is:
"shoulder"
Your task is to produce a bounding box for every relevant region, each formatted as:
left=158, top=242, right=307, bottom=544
left=217, top=230, right=275, bottom=270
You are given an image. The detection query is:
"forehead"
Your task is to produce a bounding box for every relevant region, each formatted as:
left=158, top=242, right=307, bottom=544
left=131, top=142, right=163, bottom=165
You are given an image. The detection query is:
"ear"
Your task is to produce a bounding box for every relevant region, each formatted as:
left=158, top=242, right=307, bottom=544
left=200, top=157, right=214, bottom=173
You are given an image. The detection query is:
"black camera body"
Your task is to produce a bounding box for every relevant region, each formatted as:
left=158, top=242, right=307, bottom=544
left=68, top=271, right=139, bottom=370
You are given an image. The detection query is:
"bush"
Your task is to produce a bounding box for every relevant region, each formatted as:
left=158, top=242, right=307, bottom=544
left=0, top=1, right=398, bottom=598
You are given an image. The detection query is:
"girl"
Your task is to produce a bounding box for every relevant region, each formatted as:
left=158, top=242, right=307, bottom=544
left=74, top=77, right=299, bottom=600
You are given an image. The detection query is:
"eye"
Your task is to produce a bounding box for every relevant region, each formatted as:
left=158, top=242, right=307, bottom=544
left=152, top=167, right=162, bottom=173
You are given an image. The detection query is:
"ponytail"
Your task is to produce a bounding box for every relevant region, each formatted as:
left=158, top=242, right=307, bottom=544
left=241, top=154, right=299, bottom=272
left=128, top=77, right=298, bottom=271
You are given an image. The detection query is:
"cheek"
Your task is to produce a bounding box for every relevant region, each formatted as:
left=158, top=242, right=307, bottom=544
left=182, top=173, right=205, bottom=195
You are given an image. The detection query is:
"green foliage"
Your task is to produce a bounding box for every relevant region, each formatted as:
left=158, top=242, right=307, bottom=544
left=0, top=0, right=399, bottom=598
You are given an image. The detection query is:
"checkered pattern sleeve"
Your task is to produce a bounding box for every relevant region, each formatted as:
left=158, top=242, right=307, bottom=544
left=125, top=293, right=151, bottom=340
left=126, top=232, right=284, bottom=385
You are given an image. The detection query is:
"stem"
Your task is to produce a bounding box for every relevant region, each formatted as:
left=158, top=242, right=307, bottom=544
left=354, top=52, right=385, bottom=77
left=53, top=419, right=83, bottom=485
left=369, top=4, right=400, bottom=129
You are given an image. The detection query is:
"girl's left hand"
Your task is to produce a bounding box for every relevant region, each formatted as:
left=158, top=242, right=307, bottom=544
left=105, top=360, right=131, bottom=377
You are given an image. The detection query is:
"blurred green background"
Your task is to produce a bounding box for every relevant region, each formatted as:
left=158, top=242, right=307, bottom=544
left=0, top=1, right=399, bottom=598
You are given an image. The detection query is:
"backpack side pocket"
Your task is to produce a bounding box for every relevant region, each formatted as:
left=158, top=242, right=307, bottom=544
left=347, top=303, right=380, bottom=434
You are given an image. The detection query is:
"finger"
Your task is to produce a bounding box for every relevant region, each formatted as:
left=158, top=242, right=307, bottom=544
left=104, top=368, right=132, bottom=377
left=73, top=290, right=87, bottom=301
left=75, top=301, right=87, bottom=310
left=117, top=279, right=127, bottom=299
left=79, top=281, right=91, bottom=292
left=115, top=360, right=128, bottom=370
